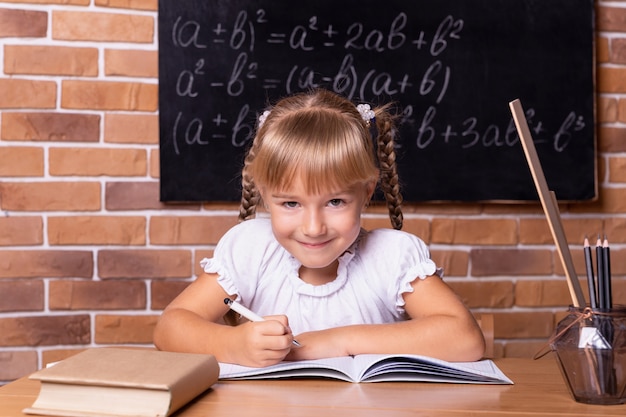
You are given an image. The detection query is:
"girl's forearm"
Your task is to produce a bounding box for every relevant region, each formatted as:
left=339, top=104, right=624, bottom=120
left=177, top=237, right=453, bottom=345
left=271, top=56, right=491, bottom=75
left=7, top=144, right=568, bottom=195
left=341, top=316, right=485, bottom=361
left=291, top=315, right=484, bottom=362
left=153, top=308, right=237, bottom=360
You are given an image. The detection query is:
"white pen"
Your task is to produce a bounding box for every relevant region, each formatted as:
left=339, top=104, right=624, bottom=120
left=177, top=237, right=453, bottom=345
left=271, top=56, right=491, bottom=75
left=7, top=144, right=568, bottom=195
left=223, top=298, right=301, bottom=347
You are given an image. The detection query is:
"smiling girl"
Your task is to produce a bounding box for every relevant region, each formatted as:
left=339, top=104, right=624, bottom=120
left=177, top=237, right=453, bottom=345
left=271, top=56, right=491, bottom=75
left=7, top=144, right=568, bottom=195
left=153, top=89, right=485, bottom=367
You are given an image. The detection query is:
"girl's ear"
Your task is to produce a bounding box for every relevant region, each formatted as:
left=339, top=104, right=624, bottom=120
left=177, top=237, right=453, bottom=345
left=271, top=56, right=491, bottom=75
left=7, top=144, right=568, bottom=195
left=257, top=186, right=268, bottom=210
left=364, top=180, right=376, bottom=206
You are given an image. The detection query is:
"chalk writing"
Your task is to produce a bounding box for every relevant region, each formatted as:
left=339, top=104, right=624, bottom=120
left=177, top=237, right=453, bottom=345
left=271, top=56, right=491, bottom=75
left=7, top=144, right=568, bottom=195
left=158, top=0, right=595, bottom=202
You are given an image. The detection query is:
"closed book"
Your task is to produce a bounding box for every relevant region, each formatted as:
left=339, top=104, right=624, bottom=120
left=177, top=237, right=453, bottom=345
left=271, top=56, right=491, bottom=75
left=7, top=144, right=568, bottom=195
left=24, top=348, right=219, bottom=417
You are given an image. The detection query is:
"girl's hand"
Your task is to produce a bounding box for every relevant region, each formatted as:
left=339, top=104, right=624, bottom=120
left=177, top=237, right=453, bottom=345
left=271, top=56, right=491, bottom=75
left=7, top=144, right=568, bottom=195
left=284, top=328, right=349, bottom=361
left=231, top=315, right=296, bottom=367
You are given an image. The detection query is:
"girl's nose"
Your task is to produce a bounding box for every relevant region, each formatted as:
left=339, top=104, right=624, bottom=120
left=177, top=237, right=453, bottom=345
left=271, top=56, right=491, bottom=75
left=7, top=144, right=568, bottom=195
left=302, top=209, right=326, bottom=236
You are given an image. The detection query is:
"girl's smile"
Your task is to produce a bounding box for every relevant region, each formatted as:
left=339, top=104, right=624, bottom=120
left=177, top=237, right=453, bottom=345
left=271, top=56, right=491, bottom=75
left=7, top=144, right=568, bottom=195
left=297, top=239, right=333, bottom=249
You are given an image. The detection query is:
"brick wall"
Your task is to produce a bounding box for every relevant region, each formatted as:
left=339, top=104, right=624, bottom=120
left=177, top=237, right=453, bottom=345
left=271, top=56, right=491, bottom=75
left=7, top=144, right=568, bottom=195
left=0, top=0, right=625, bottom=383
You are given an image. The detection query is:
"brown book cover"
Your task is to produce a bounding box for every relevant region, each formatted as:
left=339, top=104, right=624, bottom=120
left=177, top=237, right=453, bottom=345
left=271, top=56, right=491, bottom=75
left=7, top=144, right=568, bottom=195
left=24, top=348, right=220, bottom=417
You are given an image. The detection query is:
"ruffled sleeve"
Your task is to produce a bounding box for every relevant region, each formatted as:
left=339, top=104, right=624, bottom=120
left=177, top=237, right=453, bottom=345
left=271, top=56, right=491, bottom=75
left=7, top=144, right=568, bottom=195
left=356, top=228, right=442, bottom=315
left=198, top=218, right=282, bottom=304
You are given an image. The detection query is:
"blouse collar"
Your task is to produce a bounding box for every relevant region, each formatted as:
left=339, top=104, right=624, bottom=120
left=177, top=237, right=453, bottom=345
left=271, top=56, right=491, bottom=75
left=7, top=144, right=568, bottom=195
left=286, top=229, right=364, bottom=297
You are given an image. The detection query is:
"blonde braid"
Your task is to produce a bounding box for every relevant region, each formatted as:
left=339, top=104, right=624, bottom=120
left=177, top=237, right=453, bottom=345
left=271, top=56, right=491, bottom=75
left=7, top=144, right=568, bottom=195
left=238, top=149, right=260, bottom=222
left=374, top=110, right=404, bottom=230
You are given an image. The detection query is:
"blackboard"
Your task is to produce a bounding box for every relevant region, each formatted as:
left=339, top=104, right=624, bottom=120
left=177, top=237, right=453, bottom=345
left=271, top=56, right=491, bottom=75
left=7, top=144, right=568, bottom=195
left=158, top=0, right=595, bottom=202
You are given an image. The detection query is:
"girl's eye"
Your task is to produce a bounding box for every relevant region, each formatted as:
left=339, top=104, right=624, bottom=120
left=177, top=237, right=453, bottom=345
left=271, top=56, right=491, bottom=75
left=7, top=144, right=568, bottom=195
left=328, top=199, right=344, bottom=207
left=283, top=201, right=299, bottom=208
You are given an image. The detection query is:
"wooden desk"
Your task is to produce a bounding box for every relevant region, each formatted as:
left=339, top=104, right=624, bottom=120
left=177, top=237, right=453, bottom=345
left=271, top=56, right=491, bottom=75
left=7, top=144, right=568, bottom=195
left=1, top=357, right=625, bottom=416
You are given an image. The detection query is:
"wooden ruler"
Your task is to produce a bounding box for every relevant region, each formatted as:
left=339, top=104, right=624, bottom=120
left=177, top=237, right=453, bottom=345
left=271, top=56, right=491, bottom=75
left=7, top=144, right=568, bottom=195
left=509, top=99, right=586, bottom=307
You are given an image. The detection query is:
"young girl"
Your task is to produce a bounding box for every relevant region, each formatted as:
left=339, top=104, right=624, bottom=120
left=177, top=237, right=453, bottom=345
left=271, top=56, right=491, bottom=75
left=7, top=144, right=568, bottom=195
left=153, top=89, right=485, bottom=367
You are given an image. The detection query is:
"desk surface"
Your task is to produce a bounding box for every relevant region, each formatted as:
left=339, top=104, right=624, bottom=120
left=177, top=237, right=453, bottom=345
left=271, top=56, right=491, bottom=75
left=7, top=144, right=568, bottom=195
left=1, top=357, right=625, bottom=417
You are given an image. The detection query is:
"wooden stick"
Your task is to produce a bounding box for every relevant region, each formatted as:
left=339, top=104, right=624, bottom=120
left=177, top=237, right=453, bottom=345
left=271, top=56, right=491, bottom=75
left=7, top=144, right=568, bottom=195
left=509, top=99, right=586, bottom=307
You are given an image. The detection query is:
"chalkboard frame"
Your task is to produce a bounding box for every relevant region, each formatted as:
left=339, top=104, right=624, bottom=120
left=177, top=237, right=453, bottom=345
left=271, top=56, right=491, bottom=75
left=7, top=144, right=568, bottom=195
left=158, top=0, right=596, bottom=203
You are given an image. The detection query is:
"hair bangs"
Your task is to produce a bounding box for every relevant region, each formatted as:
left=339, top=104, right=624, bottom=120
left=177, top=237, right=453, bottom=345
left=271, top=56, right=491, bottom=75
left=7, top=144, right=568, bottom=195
left=252, top=110, right=378, bottom=194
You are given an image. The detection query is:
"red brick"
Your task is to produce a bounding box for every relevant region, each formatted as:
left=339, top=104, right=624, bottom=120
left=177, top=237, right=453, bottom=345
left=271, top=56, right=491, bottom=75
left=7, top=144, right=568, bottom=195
left=483, top=203, right=543, bottom=215
left=98, top=250, right=192, bottom=279
left=503, top=341, right=547, bottom=359
left=400, top=218, right=431, bottom=242
left=361, top=217, right=430, bottom=241
left=95, top=314, right=157, bottom=344
left=150, top=216, right=238, bottom=245
left=597, top=126, right=626, bottom=153
left=597, top=6, right=626, bottom=32
left=149, top=148, right=159, bottom=178
left=4, top=45, right=97, bottom=76
left=620, top=98, right=626, bottom=123
left=61, top=80, right=158, bottom=111
left=597, top=36, right=610, bottom=63
left=494, top=312, right=555, bottom=339
left=49, top=148, right=147, bottom=176
left=50, top=280, right=146, bottom=310
left=609, top=156, right=626, bottom=183
left=105, top=181, right=200, bottom=211
left=95, top=0, right=157, bottom=10
left=432, top=219, right=517, bottom=245
left=0, top=315, right=90, bottom=346
left=595, top=187, right=626, bottom=213
left=0, top=182, right=100, bottom=211
left=447, top=281, right=514, bottom=308
left=151, top=280, right=191, bottom=310
left=612, top=38, right=626, bottom=64
left=0, top=281, right=44, bottom=312
left=430, top=250, right=469, bottom=277
left=0, top=146, right=43, bottom=176
left=0, top=351, right=37, bottom=381
left=1, top=112, right=100, bottom=142
left=515, top=280, right=585, bottom=307
left=53, top=10, right=154, bottom=42
left=0, top=8, right=47, bottom=37
left=194, top=250, right=214, bottom=276
left=598, top=67, right=626, bottom=93
left=48, top=216, right=146, bottom=245
left=361, top=216, right=397, bottom=231
left=0, top=216, right=43, bottom=246
left=104, top=114, right=158, bottom=144
left=0, top=250, right=93, bottom=279
left=519, top=217, right=604, bottom=245
left=105, top=49, right=157, bottom=77
left=1, top=0, right=88, bottom=4
left=604, top=218, right=626, bottom=243
left=402, top=202, right=482, bottom=215
left=597, top=96, right=617, bottom=122
left=471, top=249, right=552, bottom=276
left=0, top=79, right=56, bottom=109
left=42, top=349, right=85, bottom=368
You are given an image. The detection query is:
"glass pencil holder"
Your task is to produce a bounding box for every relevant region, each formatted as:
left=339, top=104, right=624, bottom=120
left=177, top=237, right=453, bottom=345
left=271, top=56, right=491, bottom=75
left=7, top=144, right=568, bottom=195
left=549, top=305, right=626, bottom=405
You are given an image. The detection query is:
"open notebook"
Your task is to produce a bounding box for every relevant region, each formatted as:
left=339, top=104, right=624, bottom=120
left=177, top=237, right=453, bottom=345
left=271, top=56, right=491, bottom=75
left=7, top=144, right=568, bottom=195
left=219, top=354, right=513, bottom=384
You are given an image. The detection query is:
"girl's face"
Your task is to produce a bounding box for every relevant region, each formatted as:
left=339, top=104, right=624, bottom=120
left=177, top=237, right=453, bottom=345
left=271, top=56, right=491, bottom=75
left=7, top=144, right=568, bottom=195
left=262, top=176, right=374, bottom=284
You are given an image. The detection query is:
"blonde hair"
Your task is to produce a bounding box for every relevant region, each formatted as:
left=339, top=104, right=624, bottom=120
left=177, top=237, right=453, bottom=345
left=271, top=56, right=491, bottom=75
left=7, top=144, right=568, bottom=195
left=239, top=89, right=403, bottom=230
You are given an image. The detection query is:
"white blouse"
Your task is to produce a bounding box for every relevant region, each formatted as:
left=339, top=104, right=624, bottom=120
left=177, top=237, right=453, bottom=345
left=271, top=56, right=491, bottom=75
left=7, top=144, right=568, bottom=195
left=201, top=218, right=439, bottom=335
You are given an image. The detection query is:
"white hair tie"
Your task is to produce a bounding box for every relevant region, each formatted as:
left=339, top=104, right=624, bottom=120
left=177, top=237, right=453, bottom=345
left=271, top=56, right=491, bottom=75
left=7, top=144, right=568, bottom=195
left=258, top=110, right=271, bottom=127
left=356, top=104, right=375, bottom=125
